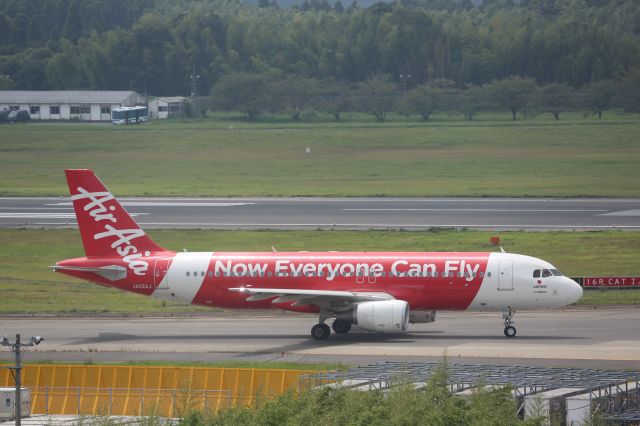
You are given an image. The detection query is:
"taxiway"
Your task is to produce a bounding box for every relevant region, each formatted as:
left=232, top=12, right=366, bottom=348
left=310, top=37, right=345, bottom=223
left=1, top=309, right=638, bottom=368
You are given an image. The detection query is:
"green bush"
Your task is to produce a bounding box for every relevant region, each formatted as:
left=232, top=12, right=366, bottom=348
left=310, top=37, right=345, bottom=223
left=179, top=363, right=538, bottom=425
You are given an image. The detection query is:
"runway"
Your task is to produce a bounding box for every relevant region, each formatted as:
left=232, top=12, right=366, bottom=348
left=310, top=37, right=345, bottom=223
left=2, top=309, right=639, bottom=368
left=1, top=197, right=640, bottom=230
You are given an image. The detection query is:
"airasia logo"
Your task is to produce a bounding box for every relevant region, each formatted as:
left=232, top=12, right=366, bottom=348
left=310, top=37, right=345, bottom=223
left=71, top=187, right=149, bottom=276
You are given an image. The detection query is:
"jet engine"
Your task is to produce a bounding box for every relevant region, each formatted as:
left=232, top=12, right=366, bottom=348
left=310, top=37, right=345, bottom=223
left=337, top=300, right=410, bottom=333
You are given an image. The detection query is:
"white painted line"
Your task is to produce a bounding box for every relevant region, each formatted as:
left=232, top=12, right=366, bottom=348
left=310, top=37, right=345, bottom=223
left=130, top=222, right=640, bottom=229
left=599, top=209, right=640, bottom=217
left=0, top=213, right=149, bottom=218
left=46, top=202, right=253, bottom=207
left=0, top=207, right=73, bottom=210
left=342, top=208, right=607, bottom=212
left=9, top=222, right=640, bottom=230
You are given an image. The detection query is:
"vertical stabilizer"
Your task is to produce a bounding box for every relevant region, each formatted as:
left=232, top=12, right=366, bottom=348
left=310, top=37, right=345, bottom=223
left=65, top=169, right=164, bottom=258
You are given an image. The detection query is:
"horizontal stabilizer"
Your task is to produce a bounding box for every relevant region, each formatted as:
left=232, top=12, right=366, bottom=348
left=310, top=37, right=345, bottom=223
left=51, top=265, right=127, bottom=281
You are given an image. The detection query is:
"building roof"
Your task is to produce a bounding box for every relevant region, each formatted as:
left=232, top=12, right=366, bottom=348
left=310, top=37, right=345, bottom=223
left=0, top=91, right=144, bottom=104
left=152, top=96, right=188, bottom=103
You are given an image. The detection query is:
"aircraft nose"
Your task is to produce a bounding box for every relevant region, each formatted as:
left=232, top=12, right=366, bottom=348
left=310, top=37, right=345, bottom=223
left=566, top=278, right=583, bottom=304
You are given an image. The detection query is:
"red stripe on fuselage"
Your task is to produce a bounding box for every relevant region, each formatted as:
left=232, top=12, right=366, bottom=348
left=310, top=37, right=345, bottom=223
left=190, top=252, right=490, bottom=312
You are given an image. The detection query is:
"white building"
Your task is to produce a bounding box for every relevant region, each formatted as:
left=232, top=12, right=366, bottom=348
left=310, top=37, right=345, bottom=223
left=0, top=91, right=146, bottom=121
left=148, top=96, right=188, bottom=119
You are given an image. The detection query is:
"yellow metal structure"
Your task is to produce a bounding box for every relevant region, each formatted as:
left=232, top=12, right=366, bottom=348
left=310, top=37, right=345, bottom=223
left=0, top=365, right=318, bottom=417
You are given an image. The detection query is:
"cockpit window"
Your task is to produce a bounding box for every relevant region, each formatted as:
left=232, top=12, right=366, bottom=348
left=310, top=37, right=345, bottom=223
left=550, top=269, right=562, bottom=276
left=542, top=269, right=552, bottom=277
left=533, top=269, right=541, bottom=278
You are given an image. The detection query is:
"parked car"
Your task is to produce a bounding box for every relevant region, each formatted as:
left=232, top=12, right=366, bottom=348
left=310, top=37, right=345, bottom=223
left=0, top=109, right=10, bottom=123
left=8, top=109, right=31, bottom=123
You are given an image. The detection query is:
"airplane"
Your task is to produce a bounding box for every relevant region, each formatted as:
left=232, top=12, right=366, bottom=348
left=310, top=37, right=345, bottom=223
left=53, top=169, right=583, bottom=340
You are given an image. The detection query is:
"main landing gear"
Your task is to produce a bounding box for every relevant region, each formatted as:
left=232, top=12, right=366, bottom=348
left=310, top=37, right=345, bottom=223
left=311, top=311, right=331, bottom=340
left=311, top=312, right=352, bottom=340
left=311, top=323, right=331, bottom=340
left=332, top=319, right=352, bottom=334
left=502, top=307, right=516, bottom=338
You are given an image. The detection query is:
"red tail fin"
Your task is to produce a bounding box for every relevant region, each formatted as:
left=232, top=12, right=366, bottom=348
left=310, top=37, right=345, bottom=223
left=65, top=169, right=164, bottom=258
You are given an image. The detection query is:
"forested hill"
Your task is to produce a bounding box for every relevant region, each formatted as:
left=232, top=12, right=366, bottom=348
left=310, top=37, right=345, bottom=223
left=0, top=0, right=639, bottom=97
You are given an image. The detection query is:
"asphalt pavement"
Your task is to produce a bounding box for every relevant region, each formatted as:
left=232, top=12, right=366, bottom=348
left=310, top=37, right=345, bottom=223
left=1, top=197, right=640, bottom=230
left=2, top=309, right=639, bottom=368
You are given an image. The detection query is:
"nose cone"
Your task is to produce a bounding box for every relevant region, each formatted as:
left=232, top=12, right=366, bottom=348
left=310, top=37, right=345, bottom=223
left=566, top=278, right=583, bottom=304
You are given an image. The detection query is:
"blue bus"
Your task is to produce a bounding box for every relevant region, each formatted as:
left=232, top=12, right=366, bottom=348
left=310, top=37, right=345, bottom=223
left=111, top=106, right=148, bottom=125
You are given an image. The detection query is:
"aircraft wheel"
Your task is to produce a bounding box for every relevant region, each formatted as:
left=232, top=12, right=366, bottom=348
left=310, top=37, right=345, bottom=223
left=311, top=323, right=331, bottom=340
left=332, top=319, right=352, bottom=334
left=504, top=326, right=517, bottom=338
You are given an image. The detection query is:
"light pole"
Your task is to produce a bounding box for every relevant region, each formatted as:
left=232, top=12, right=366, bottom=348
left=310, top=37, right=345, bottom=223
left=1, top=334, right=44, bottom=426
left=190, top=64, right=200, bottom=117
left=399, top=72, right=412, bottom=91
left=190, top=64, right=200, bottom=98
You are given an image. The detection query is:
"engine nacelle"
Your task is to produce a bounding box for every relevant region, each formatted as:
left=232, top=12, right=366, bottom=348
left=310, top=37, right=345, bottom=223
left=352, top=300, right=410, bottom=333
left=409, top=310, right=437, bottom=324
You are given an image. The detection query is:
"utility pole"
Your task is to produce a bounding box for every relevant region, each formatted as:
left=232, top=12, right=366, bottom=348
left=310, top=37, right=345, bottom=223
left=190, top=64, right=200, bottom=98
left=190, top=64, right=200, bottom=117
left=1, top=334, right=44, bottom=426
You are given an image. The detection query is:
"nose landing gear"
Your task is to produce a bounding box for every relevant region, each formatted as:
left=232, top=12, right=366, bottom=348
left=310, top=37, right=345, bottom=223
left=502, top=307, right=516, bottom=337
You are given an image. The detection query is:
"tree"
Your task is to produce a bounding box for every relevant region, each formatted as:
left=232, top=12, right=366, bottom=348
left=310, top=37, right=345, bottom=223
left=210, top=73, right=273, bottom=120
left=355, top=75, right=398, bottom=122
left=580, top=80, right=618, bottom=119
left=487, top=76, right=538, bottom=120
left=451, top=85, right=490, bottom=121
left=312, top=79, right=352, bottom=121
left=533, top=83, right=575, bottom=120
left=616, top=67, right=640, bottom=113
left=399, top=80, right=454, bottom=120
left=277, top=77, right=322, bottom=121
left=46, top=39, right=85, bottom=89
left=0, top=74, right=15, bottom=89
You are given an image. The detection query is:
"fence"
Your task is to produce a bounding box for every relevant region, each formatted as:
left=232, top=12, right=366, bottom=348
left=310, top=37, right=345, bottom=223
left=1, top=365, right=319, bottom=416
left=32, top=387, right=231, bottom=417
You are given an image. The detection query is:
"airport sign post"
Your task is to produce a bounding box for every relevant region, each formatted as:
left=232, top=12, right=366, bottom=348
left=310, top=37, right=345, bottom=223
left=582, top=277, right=640, bottom=288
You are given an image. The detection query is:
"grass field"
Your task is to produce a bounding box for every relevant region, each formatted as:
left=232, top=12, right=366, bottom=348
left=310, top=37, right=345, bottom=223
left=1, top=228, right=638, bottom=314
left=0, top=113, right=639, bottom=197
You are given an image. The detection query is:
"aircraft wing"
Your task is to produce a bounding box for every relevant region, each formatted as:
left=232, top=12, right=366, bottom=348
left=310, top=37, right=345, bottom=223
left=229, top=287, right=394, bottom=310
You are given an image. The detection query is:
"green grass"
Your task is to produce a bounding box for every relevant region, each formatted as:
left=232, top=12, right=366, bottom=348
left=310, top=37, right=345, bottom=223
left=0, top=113, right=639, bottom=197
left=0, top=228, right=638, bottom=314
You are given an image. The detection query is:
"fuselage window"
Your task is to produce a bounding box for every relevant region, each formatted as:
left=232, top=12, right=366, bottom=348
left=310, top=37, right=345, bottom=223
left=533, top=269, right=541, bottom=278
left=208, top=271, right=213, bottom=277
left=487, top=272, right=492, bottom=277
left=542, top=269, right=552, bottom=277
left=267, top=271, right=273, bottom=277
left=201, top=271, right=205, bottom=277
left=186, top=271, right=190, bottom=277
